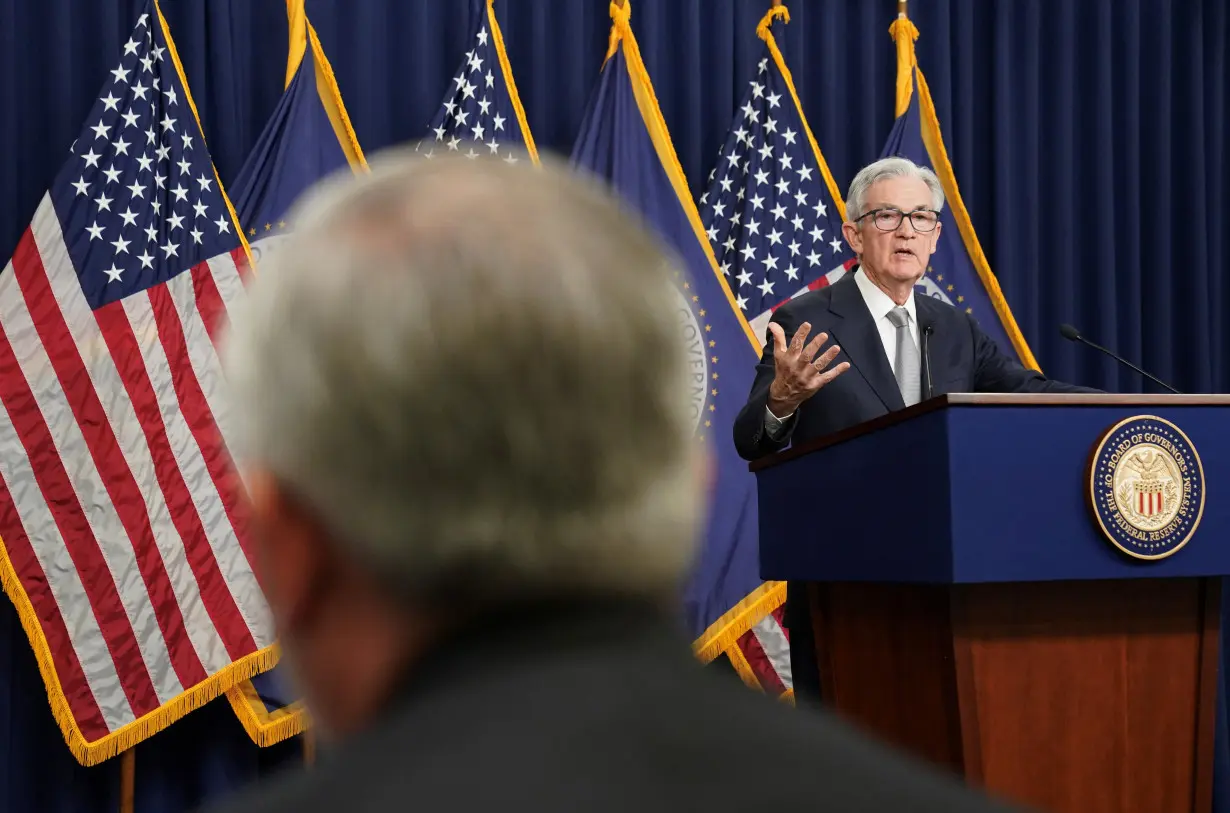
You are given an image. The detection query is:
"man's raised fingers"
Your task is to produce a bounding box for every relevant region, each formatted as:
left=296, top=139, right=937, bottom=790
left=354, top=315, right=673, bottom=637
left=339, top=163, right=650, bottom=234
left=817, top=360, right=851, bottom=387
left=790, top=322, right=812, bottom=353
left=811, top=343, right=842, bottom=370
left=801, top=331, right=829, bottom=362
left=767, top=322, right=787, bottom=355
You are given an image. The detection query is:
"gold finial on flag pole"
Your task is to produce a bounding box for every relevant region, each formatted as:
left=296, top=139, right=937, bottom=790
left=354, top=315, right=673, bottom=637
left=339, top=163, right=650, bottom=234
left=898, top=0, right=909, bottom=18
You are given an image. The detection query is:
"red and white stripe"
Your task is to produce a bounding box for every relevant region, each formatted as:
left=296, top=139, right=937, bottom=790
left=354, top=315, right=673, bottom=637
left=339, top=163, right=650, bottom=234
left=1138, top=487, right=1161, bottom=517
left=747, top=260, right=856, bottom=351
left=0, top=195, right=271, bottom=744
left=735, top=605, right=792, bottom=696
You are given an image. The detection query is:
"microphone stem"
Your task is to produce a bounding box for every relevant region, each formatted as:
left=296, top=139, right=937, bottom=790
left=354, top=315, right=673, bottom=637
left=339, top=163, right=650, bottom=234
left=1083, top=338, right=1181, bottom=394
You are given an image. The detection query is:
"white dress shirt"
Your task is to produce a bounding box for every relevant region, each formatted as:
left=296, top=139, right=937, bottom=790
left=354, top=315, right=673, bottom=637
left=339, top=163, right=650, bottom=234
left=764, top=270, right=919, bottom=437
left=853, top=268, right=919, bottom=373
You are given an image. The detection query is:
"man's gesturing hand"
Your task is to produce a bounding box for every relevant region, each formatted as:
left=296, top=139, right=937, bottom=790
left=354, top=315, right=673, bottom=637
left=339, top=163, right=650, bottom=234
left=765, top=321, right=850, bottom=418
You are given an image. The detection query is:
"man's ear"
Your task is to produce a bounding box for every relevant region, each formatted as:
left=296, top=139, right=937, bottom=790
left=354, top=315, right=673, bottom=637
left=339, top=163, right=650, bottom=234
left=243, top=468, right=331, bottom=636
left=842, top=221, right=862, bottom=254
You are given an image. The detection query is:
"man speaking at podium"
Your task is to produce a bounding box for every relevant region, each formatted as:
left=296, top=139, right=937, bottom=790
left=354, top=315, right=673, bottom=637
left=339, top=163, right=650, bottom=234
left=733, top=156, right=1095, bottom=699
left=734, top=156, right=1093, bottom=461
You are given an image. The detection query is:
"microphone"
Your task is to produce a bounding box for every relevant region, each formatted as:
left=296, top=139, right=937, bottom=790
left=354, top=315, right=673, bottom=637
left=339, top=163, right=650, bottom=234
left=1058, top=324, right=1181, bottom=394
left=921, top=324, right=935, bottom=399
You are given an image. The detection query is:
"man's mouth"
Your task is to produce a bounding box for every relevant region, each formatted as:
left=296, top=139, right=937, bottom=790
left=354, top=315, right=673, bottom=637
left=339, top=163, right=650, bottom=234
left=893, top=248, right=914, bottom=258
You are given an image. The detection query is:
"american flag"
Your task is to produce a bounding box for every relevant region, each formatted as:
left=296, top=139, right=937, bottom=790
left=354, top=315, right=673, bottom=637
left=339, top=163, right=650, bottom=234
left=699, top=14, right=855, bottom=359
left=697, top=9, right=854, bottom=697
left=0, top=1, right=274, bottom=764
left=419, top=0, right=538, bottom=164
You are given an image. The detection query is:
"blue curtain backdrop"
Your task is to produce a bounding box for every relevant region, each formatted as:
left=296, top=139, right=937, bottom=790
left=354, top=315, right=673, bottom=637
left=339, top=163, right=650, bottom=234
left=0, top=1, right=1227, bottom=811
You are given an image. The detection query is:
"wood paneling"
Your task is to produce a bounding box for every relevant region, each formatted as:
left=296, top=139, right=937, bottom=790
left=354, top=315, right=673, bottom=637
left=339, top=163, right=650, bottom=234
left=809, top=578, right=1220, bottom=813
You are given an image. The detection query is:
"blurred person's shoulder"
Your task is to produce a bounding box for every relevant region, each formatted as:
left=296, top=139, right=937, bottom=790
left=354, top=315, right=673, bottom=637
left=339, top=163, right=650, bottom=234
left=679, top=671, right=1024, bottom=812
left=206, top=604, right=1026, bottom=813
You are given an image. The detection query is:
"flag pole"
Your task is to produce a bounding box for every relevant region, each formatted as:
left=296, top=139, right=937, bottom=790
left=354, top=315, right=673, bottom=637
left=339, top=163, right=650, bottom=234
left=119, top=749, right=135, bottom=813
left=303, top=729, right=316, bottom=767
left=898, top=0, right=908, bottom=17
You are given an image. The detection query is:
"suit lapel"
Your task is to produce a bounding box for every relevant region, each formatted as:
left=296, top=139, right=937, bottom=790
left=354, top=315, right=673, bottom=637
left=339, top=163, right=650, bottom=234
left=827, top=274, right=905, bottom=411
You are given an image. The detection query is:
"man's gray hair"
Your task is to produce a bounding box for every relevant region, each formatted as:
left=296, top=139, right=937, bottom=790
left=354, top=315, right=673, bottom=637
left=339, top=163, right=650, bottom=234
left=844, top=156, right=945, bottom=222
left=221, top=148, right=702, bottom=604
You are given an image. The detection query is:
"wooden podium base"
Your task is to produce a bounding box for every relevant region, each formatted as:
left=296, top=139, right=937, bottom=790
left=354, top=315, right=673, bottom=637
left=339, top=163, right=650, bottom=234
left=808, top=577, right=1221, bottom=813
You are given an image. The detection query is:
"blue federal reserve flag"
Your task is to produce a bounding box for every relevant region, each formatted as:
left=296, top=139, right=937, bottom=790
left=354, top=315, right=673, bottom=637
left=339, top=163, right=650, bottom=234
left=223, top=0, right=542, bottom=748
left=570, top=1, right=774, bottom=688
left=882, top=16, right=1039, bottom=368
left=226, top=0, right=365, bottom=245
left=223, top=0, right=366, bottom=748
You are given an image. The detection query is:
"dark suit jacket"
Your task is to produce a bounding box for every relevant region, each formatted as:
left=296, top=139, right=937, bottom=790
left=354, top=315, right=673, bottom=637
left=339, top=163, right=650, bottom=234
left=207, top=600, right=1025, bottom=813
left=733, top=271, right=1096, bottom=461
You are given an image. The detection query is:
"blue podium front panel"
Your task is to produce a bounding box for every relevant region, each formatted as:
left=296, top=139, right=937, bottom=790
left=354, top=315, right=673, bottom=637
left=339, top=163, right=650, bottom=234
left=756, top=402, right=1230, bottom=585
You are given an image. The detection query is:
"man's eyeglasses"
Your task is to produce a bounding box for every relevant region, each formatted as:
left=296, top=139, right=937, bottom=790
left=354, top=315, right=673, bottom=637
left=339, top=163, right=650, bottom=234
left=855, top=208, right=940, bottom=233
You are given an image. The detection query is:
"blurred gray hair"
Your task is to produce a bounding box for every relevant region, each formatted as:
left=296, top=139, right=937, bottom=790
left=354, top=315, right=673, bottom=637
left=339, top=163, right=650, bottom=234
left=844, top=156, right=945, bottom=222
left=221, top=148, right=702, bottom=605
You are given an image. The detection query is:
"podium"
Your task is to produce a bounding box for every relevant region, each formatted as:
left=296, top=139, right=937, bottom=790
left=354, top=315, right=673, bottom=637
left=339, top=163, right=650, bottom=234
left=752, top=393, right=1230, bottom=813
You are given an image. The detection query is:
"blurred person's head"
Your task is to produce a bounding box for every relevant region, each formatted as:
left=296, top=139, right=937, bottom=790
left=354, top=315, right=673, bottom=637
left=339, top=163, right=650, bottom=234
left=221, top=148, right=704, bottom=741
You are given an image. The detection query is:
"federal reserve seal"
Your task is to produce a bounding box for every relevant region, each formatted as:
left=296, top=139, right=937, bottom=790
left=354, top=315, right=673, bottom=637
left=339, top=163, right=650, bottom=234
left=1088, top=415, right=1205, bottom=560
left=669, top=281, right=710, bottom=435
